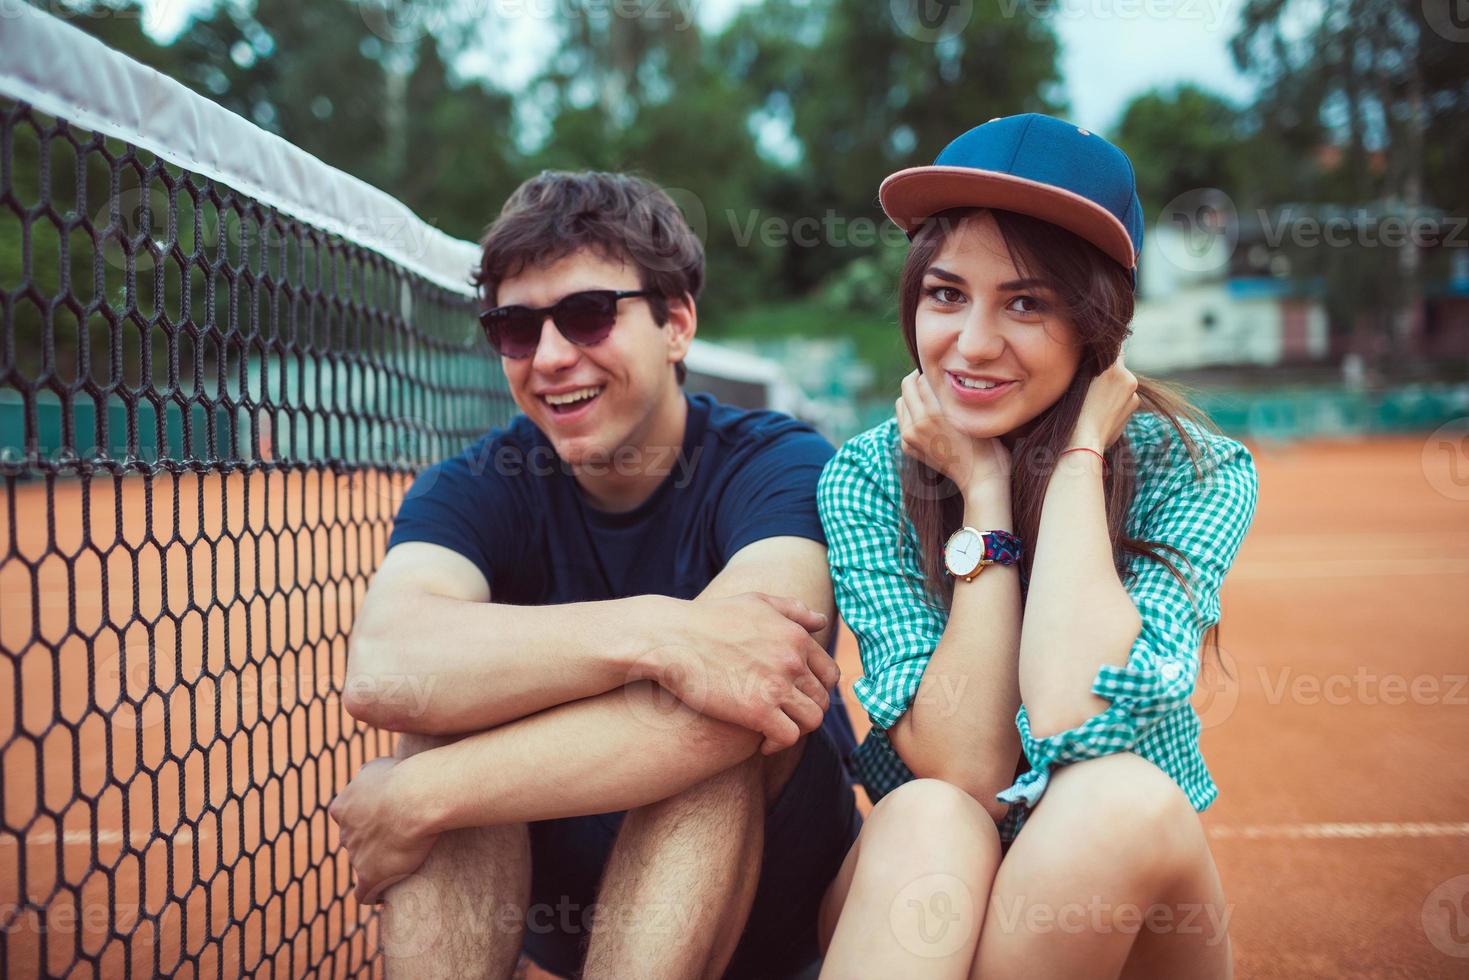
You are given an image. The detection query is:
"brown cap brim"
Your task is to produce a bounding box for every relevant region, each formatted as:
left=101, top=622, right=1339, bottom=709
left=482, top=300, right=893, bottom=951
left=879, top=166, right=1138, bottom=269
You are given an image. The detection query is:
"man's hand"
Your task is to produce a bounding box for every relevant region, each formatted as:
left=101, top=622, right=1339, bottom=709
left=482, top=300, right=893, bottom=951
left=631, top=592, right=839, bottom=755
left=328, top=758, right=439, bottom=904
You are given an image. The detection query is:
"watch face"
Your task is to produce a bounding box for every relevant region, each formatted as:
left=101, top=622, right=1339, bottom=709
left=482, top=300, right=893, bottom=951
left=945, top=528, right=984, bottom=577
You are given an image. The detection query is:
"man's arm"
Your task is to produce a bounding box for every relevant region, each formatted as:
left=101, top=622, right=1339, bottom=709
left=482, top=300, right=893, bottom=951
left=362, top=535, right=840, bottom=834
left=344, top=541, right=656, bottom=733
left=345, top=539, right=833, bottom=745
left=686, top=535, right=838, bottom=753
left=330, top=537, right=839, bottom=899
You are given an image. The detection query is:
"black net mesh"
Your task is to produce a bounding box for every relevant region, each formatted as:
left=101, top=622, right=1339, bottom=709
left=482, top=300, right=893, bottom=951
left=0, top=97, right=513, bottom=977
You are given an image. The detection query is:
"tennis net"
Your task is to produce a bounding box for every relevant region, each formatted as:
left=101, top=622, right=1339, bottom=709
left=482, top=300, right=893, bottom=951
left=0, top=5, right=513, bottom=977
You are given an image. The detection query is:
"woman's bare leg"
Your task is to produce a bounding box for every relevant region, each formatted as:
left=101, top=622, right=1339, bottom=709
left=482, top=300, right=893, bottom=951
left=970, top=752, right=1232, bottom=980
left=817, top=779, right=1002, bottom=980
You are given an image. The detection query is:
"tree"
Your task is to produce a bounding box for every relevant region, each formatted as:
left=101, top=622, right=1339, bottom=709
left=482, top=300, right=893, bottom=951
left=1231, top=0, right=1469, bottom=372
left=523, top=1, right=789, bottom=318
left=1112, top=84, right=1248, bottom=220
left=62, top=0, right=520, bottom=241
left=714, top=0, right=1064, bottom=294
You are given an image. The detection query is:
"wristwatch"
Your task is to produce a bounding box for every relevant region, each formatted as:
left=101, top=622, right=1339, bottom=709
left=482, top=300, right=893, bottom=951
left=943, top=526, right=1023, bottom=582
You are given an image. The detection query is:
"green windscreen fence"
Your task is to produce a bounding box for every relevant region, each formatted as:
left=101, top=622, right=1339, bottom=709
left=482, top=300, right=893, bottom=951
left=0, top=59, right=514, bottom=980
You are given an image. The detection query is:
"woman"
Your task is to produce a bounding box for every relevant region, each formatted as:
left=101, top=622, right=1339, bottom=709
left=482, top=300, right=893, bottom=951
left=813, top=114, right=1258, bottom=979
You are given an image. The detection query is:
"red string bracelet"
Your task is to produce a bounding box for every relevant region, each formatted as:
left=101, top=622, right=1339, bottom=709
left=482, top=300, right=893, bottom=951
left=1059, top=446, right=1109, bottom=476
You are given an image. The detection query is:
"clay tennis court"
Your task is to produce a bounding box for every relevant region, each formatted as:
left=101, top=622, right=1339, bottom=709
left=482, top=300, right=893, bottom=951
left=3, top=430, right=1467, bottom=978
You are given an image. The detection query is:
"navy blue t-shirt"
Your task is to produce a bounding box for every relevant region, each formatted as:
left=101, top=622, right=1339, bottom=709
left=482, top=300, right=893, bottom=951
left=386, top=391, right=859, bottom=760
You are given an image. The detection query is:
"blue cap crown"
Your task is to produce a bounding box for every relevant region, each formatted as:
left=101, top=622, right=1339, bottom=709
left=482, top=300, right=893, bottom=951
left=933, top=113, right=1144, bottom=259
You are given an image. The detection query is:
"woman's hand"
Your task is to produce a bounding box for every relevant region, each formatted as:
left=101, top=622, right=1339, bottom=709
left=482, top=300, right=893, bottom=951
left=896, top=369, right=1011, bottom=498
left=1070, top=355, right=1140, bottom=452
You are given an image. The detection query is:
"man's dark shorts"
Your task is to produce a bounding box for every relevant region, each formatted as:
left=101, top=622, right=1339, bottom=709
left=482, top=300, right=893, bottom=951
left=520, top=724, right=862, bottom=979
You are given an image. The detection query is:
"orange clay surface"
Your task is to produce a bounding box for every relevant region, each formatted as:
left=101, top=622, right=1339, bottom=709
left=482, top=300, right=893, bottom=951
left=4, top=434, right=1467, bottom=979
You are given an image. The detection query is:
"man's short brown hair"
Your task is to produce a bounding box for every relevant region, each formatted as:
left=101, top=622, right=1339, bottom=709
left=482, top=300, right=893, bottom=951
left=473, top=171, right=705, bottom=383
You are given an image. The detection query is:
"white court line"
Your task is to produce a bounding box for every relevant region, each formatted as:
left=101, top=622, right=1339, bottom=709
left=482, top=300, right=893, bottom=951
left=1244, top=531, right=1469, bottom=550
left=1208, top=822, right=1469, bottom=840
left=1232, top=558, right=1469, bottom=580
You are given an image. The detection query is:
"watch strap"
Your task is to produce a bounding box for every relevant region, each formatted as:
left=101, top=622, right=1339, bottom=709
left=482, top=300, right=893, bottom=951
left=982, top=529, right=1023, bottom=567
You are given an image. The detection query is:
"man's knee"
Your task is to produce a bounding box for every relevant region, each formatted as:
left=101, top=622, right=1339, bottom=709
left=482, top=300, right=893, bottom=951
left=394, top=730, right=459, bottom=760
left=703, top=732, right=810, bottom=810
left=380, top=821, right=532, bottom=976
left=388, top=733, right=531, bottom=877
left=760, top=734, right=808, bottom=808
left=383, top=819, right=533, bottom=946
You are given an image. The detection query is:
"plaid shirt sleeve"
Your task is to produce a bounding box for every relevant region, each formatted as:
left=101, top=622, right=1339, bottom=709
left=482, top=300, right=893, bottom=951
left=996, top=426, right=1259, bottom=812
left=817, top=423, right=947, bottom=733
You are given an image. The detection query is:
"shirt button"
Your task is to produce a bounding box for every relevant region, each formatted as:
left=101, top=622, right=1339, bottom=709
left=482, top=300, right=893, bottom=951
left=1160, top=663, right=1183, bottom=682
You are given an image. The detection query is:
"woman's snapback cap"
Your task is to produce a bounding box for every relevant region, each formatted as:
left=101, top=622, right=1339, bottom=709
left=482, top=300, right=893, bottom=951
left=879, top=113, right=1145, bottom=287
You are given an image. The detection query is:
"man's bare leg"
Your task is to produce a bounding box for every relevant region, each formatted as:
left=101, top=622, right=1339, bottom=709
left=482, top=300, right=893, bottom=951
left=380, top=733, right=532, bottom=980
left=582, top=735, right=809, bottom=979
left=368, top=682, right=811, bottom=977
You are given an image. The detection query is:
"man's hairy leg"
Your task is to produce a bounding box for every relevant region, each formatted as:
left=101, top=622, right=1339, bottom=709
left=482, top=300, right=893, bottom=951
left=381, top=733, right=531, bottom=980
left=582, top=736, right=809, bottom=979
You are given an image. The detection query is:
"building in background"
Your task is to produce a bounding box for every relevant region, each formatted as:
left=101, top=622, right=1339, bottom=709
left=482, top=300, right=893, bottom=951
left=689, top=338, right=873, bottom=442
left=1127, top=196, right=1469, bottom=377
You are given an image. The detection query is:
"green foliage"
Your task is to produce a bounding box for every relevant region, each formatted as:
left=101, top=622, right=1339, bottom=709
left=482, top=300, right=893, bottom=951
left=706, top=235, right=913, bottom=396
left=39, top=0, right=1467, bottom=385
left=63, top=0, right=521, bottom=243
left=48, top=0, right=1064, bottom=340
left=718, top=0, right=1065, bottom=289
left=1113, top=84, right=1247, bottom=219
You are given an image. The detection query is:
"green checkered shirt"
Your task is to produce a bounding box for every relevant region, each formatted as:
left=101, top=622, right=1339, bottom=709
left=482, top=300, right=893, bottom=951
left=817, top=412, right=1259, bottom=841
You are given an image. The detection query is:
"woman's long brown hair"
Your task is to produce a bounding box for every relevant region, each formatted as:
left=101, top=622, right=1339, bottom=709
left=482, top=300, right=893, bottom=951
left=897, top=207, right=1227, bottom=663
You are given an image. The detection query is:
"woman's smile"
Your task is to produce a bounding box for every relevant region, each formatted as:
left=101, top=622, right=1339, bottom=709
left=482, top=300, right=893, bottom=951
left=945, top=371, right=1020, bottom=405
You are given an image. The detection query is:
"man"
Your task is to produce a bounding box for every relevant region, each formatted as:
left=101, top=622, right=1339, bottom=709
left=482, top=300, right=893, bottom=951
left=328, top=170, right=862, bottom=980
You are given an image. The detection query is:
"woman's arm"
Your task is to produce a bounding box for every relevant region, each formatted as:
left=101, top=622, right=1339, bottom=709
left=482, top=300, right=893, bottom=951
left=1003, top=433, right=1257, bottom=815
left=1018, top=358, right=1145, bottom=735
left=1016, top=448, right=1141, bottom=737
left=1000, top=360, right=1258, bottom=815
left=886, top=479, right=1023, bottom=821
left=824, top=373, right=1023, bottom=818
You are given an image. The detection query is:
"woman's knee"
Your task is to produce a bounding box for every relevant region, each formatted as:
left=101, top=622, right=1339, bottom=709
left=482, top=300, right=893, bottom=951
left=1030, top=753, right=1201, bottom=881
left=861, top=778, right=1003, bottom=872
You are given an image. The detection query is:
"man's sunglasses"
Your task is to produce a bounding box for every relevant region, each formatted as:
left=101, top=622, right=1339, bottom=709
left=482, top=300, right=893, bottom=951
left=478, top=289, right=653, bottom=359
